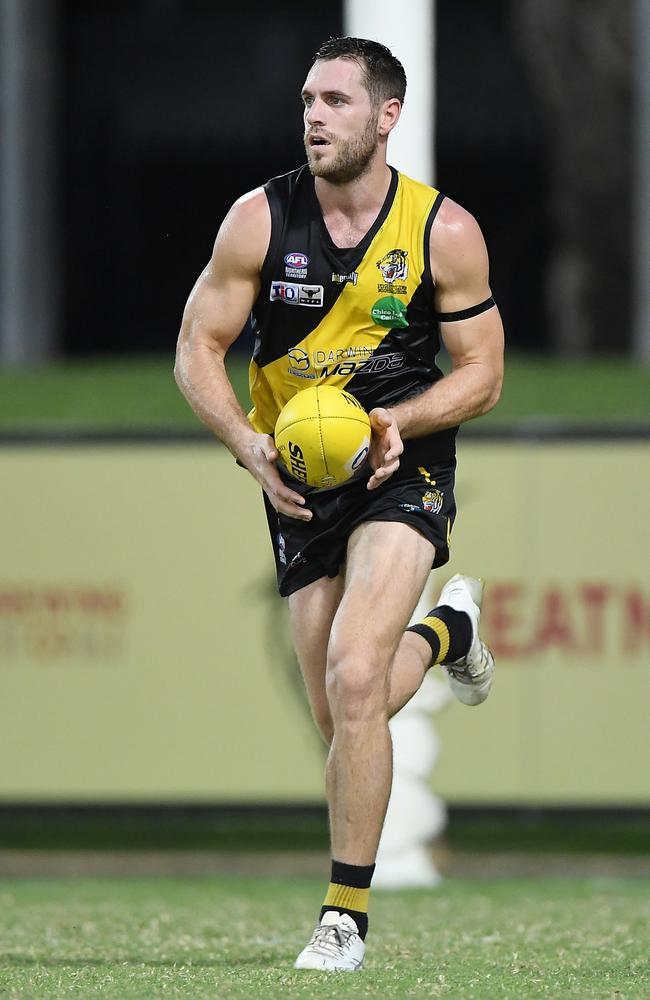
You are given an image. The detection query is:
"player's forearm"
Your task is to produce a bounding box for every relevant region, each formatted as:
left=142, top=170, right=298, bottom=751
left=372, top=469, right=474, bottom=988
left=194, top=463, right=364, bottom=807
left=390, top=361, right=502, bottom=438
left=174, top=341, right=257, bottom=461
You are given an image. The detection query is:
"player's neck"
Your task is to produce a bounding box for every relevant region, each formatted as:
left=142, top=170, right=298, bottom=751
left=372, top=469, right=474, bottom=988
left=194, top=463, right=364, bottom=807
left=314, top=161, right=392, bottom=221
left=315, top=162, right=392, bottom=248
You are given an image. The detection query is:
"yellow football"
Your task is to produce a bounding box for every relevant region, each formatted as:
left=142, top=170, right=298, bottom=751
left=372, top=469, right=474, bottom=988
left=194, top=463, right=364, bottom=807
left=275, top=385, right=371, bottom=489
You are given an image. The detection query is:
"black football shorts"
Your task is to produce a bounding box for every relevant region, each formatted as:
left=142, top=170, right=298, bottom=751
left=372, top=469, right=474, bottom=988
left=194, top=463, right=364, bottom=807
left=263, top=458, right=457, bottom=597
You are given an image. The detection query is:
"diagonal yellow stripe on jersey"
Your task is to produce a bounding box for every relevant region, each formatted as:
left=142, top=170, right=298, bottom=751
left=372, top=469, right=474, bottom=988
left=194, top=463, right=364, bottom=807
left=248, top=174, right=440, bottom=434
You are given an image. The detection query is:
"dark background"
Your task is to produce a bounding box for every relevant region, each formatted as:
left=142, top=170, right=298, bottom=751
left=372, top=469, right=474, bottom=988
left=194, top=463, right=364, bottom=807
left=59, top=0, right=631, bottom=359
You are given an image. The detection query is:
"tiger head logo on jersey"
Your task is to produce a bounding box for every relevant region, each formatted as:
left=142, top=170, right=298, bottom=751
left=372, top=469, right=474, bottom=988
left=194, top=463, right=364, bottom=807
left=377, top=249, right=408, bottom=284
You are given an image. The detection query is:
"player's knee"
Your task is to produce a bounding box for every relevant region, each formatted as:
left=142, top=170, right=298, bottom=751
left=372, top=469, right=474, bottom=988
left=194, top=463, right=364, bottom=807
left=325, top=650, right=387, bottom=721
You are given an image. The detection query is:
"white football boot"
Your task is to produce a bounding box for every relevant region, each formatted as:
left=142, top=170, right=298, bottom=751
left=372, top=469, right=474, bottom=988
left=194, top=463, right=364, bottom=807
left=438, top=574, right=494, bottom=706
left=294, top=911, right=365, bottom=972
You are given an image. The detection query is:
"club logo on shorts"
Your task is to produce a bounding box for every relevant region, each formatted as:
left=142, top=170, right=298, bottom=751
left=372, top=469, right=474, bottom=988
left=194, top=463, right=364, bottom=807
left=376, top=248, right=408, bottom=293
left=418, top=466, right=444, bottom=513
left=422, top=489, right=444, bottom=514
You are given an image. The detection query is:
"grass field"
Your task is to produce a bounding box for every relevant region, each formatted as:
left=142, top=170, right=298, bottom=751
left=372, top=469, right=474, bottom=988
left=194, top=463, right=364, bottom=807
left=0, top=353, right=649, bottom=429
left=1, top=874, right=649, bottom=998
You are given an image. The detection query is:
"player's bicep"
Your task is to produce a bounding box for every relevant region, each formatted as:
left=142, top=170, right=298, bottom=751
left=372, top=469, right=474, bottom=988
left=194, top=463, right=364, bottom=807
left=430, top=198, right=504, bottom=369
left=180, top=262, right=256, bottom=361
left=440, top=306, right=504, bottom=371
left=431, top=200, right=492, bottom=313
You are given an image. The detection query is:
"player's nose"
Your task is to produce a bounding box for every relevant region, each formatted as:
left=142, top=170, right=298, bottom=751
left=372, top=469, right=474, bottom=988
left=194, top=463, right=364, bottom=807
left=305, top=98, right=326, bottom=125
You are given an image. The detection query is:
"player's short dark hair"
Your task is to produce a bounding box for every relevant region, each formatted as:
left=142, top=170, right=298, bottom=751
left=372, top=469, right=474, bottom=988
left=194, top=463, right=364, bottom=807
left=312, top=36, right=407, bottom=108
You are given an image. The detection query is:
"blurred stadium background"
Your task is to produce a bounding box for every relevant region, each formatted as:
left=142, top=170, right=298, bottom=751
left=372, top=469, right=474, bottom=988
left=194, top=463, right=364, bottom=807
left=1, top=0, right=650, bottom=996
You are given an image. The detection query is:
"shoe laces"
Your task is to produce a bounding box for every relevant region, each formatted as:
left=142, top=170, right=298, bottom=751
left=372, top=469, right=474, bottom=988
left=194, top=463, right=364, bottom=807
left=310, top=922, right=357, bottom=956
left=446, top=640, right=493, bottom=682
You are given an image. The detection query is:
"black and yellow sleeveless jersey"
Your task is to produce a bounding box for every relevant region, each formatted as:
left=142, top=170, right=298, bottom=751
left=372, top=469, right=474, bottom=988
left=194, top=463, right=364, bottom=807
left=248, top=164, right=457, bottom=466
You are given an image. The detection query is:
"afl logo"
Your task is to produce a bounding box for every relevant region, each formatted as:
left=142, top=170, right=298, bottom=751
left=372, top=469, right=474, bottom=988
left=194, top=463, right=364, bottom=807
left=284, top=252, right=309, bottom=268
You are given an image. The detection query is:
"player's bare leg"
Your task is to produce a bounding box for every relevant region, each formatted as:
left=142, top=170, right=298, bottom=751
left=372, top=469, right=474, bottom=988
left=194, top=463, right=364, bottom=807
left=288, top=558, right=426, bottom=841
left=326, top=521, right=434, bottom=864
left=387, top=575, right=495, bottom=712
left=292, top=521, right=434, bottom=970
left=288, top=552, right=439, bottom=837
left=386, top=631, right=432, bottom=716
left=288, top=575, right=343, bottom=875
left=289, top=571, right=492, bottom=745
left=288, top=573, right=344, bottom=747
left=289, top=533, right=493, bottom=970
left=290, top=581, right=429, bottom=747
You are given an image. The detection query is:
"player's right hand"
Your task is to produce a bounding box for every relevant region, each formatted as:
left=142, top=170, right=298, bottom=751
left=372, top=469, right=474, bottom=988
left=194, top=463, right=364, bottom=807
left=242, top=434, right=312, bottom=521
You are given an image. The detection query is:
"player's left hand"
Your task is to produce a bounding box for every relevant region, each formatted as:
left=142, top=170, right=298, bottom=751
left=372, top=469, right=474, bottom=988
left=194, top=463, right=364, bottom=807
left=367, top=407, right=403, bottom=490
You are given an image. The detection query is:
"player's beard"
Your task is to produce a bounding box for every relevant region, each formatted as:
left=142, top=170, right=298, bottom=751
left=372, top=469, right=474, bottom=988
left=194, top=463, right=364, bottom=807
left=305, top=111, right=380, bottom=185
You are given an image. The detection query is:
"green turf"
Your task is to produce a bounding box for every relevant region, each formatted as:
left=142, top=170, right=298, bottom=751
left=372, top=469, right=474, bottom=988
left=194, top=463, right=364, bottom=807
left=0, top=357, right=200, bottom=430
left=0, top=353, right=648, bottom=429
left=0, top=875, right=648, bottom=998
left=486, top=354, right=650, bottom=425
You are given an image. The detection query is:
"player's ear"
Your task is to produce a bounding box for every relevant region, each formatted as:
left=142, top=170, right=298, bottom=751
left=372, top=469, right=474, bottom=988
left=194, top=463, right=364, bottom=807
left=378, top=98, right=401, bottom=137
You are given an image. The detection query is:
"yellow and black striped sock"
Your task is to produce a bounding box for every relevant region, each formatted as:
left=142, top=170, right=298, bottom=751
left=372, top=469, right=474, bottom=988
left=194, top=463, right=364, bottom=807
left=320, top=859, right=375, bottom=940
left=406, top=605, right=472, bottom=665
